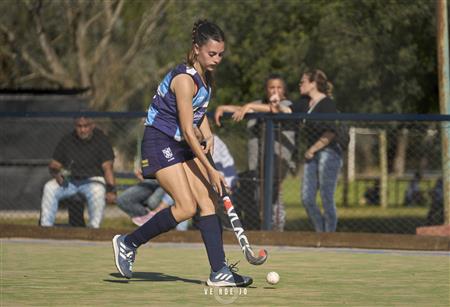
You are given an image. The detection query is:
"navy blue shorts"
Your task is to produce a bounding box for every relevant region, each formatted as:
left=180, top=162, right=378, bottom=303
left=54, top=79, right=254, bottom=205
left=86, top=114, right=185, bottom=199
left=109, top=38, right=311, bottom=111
left=141, top=126, right=195, bottom=178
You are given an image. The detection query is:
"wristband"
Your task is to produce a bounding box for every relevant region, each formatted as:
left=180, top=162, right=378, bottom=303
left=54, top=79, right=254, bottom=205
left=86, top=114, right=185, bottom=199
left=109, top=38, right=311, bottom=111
left=106, top=184, right=116, bottom=193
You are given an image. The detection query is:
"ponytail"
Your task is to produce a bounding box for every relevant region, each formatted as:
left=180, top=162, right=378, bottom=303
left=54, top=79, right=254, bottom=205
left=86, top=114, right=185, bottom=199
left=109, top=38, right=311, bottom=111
left=186, top=19, right=225, bottom=86
left=304, top=69, right=333, bottom=98
left=186, top=19, right=225, bottom=66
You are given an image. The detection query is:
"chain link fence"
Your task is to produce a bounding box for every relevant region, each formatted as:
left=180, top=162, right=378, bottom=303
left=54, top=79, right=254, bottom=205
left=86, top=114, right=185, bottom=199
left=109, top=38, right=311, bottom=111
left=0, top=113, right=447, bottom=234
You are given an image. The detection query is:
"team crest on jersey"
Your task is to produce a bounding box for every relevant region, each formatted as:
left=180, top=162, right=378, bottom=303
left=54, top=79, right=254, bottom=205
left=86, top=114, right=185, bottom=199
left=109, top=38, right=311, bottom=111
left=162, top=147, right=173, bottom=159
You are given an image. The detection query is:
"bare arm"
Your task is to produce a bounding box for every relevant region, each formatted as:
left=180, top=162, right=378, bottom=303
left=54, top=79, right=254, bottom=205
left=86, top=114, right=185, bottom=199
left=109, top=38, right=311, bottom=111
left=230, top=102, right=261, bottom=122
left=172, top=74, right=226, bottom=195
left=198, top=114, right=214, bottom=154
left=102, top=160, right=117, bottom=203
left=214, top=104, right=242, bottom=127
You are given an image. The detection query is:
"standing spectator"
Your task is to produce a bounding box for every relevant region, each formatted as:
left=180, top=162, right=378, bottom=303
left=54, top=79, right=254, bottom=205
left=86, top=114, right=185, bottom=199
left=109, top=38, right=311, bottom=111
left=40, top=116, right=116, bottom=228
left=290, top=69, right=343, bottom=232
left=214, top=74, right=295, bottom=231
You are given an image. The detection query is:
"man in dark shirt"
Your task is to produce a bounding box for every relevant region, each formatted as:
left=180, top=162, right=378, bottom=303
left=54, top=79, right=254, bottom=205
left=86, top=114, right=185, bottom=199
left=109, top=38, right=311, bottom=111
left=40, top=117, right=116, bottom=228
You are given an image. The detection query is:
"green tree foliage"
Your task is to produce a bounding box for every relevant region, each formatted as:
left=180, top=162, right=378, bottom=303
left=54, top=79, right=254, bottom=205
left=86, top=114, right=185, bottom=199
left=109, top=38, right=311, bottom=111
left=0, top=0, right=440, bottom=113
left=205, top=0, right=438, bottom=113
left=310, top=0, right=438, bottom=113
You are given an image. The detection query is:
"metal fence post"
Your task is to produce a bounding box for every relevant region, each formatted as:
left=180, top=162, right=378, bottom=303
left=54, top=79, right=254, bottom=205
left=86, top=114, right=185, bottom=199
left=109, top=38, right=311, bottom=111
left=379, top=130, right=388, bottom=208
left=263, top=118, right=274, bottom=230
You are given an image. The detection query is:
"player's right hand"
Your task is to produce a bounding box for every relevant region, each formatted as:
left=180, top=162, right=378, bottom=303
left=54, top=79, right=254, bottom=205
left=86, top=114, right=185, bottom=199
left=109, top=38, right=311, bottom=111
left=207, top=167, right=226, bottom=197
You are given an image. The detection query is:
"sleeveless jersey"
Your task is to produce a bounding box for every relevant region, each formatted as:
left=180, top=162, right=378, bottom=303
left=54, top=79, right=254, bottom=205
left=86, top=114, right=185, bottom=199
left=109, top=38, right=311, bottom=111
left=145, top=64, right=211, bottom=141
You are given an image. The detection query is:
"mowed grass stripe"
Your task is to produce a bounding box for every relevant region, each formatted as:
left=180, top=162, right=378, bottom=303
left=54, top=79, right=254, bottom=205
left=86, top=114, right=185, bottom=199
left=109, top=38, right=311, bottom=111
left=2, top=239, right=449, bottom=307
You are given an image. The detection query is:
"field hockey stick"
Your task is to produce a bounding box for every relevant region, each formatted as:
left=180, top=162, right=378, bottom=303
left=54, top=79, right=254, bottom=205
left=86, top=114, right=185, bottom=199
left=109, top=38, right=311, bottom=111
left=205, top=152, right=268, bottom=265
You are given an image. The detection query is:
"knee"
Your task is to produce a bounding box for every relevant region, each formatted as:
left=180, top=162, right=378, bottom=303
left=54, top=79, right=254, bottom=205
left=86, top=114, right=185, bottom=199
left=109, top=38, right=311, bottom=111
left=172, top=203, right=196, bottom=221
left=116, top=195, right=126, bottom=208
left=180, top=205, right=197, bottom=219
left=302, top=192, right=315, bottom=207
left=86, top=184, right=106, bottom=202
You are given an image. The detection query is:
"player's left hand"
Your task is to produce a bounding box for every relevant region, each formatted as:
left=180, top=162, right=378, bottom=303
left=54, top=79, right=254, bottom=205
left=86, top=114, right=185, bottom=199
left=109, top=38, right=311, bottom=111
left=201, top=136, right=214, bottom=155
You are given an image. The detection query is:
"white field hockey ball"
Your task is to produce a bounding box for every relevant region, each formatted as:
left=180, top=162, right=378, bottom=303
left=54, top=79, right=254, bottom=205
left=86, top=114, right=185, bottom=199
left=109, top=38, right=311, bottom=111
left=266, top=271, right=280, bottom=285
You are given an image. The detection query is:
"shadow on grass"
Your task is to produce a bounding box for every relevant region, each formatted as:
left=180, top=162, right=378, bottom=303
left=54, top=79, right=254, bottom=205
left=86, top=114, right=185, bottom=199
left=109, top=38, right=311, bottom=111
left=105, top=272, right=203, bottom=284
left=285, top=217, right=428, bottom=234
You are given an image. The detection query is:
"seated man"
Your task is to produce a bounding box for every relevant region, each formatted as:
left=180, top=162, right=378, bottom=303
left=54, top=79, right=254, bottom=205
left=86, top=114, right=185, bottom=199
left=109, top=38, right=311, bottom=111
left=40, top=116, right=116, bottom=228
left=116, top=170, right=163, bottom=224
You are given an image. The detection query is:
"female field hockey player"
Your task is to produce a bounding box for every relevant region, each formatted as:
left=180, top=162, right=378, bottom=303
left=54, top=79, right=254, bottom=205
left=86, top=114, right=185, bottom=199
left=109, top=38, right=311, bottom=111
left=112, top=19, right=252, bottom=287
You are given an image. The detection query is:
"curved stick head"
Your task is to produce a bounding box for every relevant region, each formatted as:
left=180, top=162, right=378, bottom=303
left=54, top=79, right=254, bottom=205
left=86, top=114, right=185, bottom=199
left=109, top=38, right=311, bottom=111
left=244, top=248, right=268, bottom=265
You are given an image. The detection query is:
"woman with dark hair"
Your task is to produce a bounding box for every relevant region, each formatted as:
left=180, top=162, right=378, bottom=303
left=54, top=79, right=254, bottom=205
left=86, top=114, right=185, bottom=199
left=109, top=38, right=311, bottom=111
left=291, top=69, right=343, bottom=232
left=214, top=74, right=296, bottom=231
left=112, top=19, right=252, bottom=287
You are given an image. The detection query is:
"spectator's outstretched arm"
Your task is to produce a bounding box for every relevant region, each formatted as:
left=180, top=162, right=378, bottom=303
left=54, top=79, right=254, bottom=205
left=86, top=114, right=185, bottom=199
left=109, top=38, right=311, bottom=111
left=232, top=103, right=266, bottom=121
left=232, top=97, right=292, bottom=122
left=214, top=105, right=241, bottom=127
left=102, top=160, right=117, bottom=203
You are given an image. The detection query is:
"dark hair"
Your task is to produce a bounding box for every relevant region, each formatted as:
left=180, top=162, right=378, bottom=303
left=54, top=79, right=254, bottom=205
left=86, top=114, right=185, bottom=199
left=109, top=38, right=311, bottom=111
left=263, top=73, right=288, bottom=102
left=303, top=69, right=333, bottom=97
left=186, top=19, right=225, bottom=67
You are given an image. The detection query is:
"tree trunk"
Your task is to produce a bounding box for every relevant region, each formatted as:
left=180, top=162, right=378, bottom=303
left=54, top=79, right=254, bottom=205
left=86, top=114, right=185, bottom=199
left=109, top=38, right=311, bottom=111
left=393, top=128, right=409, bottom=176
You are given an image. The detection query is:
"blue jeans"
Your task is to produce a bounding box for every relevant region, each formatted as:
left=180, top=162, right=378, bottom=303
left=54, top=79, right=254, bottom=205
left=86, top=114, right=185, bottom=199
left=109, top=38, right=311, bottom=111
left=116, top=179, right=164, bottom=217
left=40, top=177, right=106, bottom=228
left=302, top=147, right=343, bottom=232
left=116, top=179, right=188, bottom=231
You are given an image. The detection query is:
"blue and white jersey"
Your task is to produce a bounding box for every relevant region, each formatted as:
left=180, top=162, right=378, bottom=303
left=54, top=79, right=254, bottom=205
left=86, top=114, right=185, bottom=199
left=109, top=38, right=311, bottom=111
left=145, top=64, right=211, bottom=141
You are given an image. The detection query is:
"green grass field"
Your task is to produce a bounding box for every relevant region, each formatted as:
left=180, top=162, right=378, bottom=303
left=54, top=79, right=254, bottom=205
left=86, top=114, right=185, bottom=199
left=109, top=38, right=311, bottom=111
left=2, top=239, right=449, bottom=306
